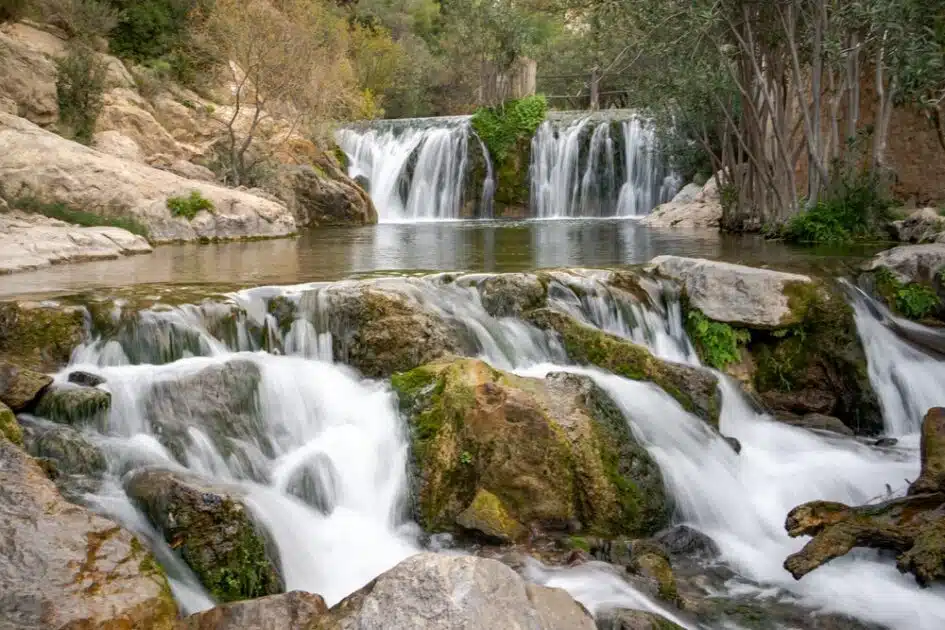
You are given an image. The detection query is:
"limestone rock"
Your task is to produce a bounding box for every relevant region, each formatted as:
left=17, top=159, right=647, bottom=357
left=178, top=591, right=328, bottom=630
left=276, top=165, right=377, bottom=227
left=162, top=159, right=218, bottom=182
left=93, top=129, right=145, bottom=162
left=0, top=361, right=52, bottom=410
left=0, top=401, right=21, bottom=445
left=19, top=415, right=107, bottom=500
left=34, top=384, right=111, bottom=430
left=865, top=243, right=945, bottom=286
left=525, top=308, right=721, bottom=427
left=0, top=112, right=296, bottom=243
left=126, top=468, right=284, bottom=602
left=670, top=183, right=702, bottom=204
left=312, top=553, right=595, bottom=630
left=96, top=87, right=183, bottom=159
left=894, top=208, right=945, bottom=244
left=476, top=273, right=548, bottom=317
left=0, top=301, right=86, bottom=371
left=391, top=359, right=670, bottom=539
left=653, top=525, right=719, bottom=559
left=774, top=412, right=854, bottom=436
left=651, top=256, right=815, bottom=328
left=909, top=407, right=945, bottom=495
left=627, top=540, right=679, bottom=604
left=68, top=369, right=106, bottom=387
left=0, top=438, right=178, bottom=629
left=0, top=27, right=58, bottom=125
left=640, top=177, right=721, bottom=229
left=598, top=609, right=686, bottom=630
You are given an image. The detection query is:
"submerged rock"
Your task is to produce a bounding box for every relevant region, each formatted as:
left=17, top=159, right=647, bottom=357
left=286, top=453, right=340, bottom=515
left=34, top=383, right=111, bottom=430
left=68, top=369, right=106, bottom=387
left=392, top=359, right=670, bottom=540
left=783, top=407, right=945, bottom=586
left=125, top=468, right=283, bottom=602
left=177, top=590, right=328, bottom=630
left=0, top=361, right=51, bottom=411
left=653, top=525, right=720, bottom=559
left=597, top=608, right=686, bottom=630
left=0, top=438, right=177, bottom=629
left=312, top=553, right=595, bottom=630
left=525, top=308, right=721, bottom=428
left=775, top=412, right=854, bottom=437
left=20, top=416, right=107, bottom=500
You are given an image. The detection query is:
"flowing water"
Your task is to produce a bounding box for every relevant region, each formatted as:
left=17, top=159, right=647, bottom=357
left=45, top=270, right=945, bottom=628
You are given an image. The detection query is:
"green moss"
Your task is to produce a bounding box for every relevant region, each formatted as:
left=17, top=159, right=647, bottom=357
left=685, top=309, right=750, bottom=370
left=331, top=144, right=349, bottom=170
left=199, top=518, right=274, bottom=602
left=567, top=535, right=591, bottom=552
left=0, top=402, right=22, bottom=446
left=11, top=196, right=149, bottom=237
left=455, top=488, right=525, bottom=542
left=0, top=302, right=86, bottom=372
left=874, top=267, right=941, bottom=320
left=167, top=190, right=214, bottom=220
left=34, top=387, right=111, bottom=430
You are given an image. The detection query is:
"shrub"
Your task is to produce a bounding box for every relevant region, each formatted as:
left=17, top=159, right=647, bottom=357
left=108, top=0, right=194, bottom=61
left=12, top=196, right=149, bottom=237
left=167, top=190, right=214, bottom=220
left=48, top=0, right=119, bottom=40
left=0, top=0, right=29, bottom=23
left=686, top=309, right=750, bottom=370
left=56, top=45, right=108, bottom=144
left=783, top=170, right=894, bottom=244
left=470, top=94, right=547, bottom=164
left=874, top=267, right=941, bottom=320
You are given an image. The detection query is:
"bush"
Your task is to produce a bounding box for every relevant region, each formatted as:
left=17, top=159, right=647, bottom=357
left=874, top=267, right=942, bottom=320
left=108, top=0, right=194, bottom=61
left=471, top=94, right=548, bottom=163
left=47, top=0, right=118, bottom=39
left=167, top=190, right=214, bottom=220
left=56, top=45, right=108, bottom=144
left=783, top=170, right=894, bottom=244
left=686, top=309, right=750, bottom=370
left=12, top=196, right=148, bottom=237
left=0, top=0, right=29, bottom=23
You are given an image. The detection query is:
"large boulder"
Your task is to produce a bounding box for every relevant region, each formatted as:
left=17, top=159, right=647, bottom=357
left=0, top=301, right=86, bottom=372
left=19, top=415, right=107, bottom=501
left=0, top=438, right=178, bottom=629
left=640, top=177, right=721, bottom=229
left=475, top=273, right=548, bottom=317
left=125, top=468, right=284, bottom=602
left=0, top=112, right=297, bottom=243
left=597, top=609, right=686, bottom=630
left=391, top=358, right=670, bottom=540
left=0, top=25, right=58, bottom=125
left=96, top=87, right=184, bottom=159
left=0, top=361, right=51, bottom=411
left=525, top=308, right=721, bottom=427
left=892, top=208, right=945, bottom=244
left=312, top=552, right=596, bottom=630
left=650, top=256, right=815, bottom=328
left=177, top=591, right=328, bottom=630
left=34, top=383, right=111, bottom=430
left=277, top=164, right=377, bottom=226
left=864, top=243, right=945, bottom=286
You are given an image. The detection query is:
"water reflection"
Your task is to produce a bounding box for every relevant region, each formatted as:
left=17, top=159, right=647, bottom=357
left=0, top=219, right=883, bottom=298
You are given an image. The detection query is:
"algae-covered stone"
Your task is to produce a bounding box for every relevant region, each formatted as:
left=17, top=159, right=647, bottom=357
left=628, top=540, right=680, bottom=605
left=0, top=438, right=178, bottom=630
left=0, top=402, right=21, bottom=445
left=0, top=361, right=52, bottom=411
left=455, top=488, right=526, bottom=542
left=20, top=416, right=107, bottom=497
left=598, top=609, right=686, bottom=630
left=0, top=301, right=86, bottom=372
left=126, top=468, right=283, bottom=603
left=178, top=590, right=328, bottom=630
left=34, top=384, right=111, bottom=430
left=391, top=358, right=670, bottom=540
left=477, top=273, right=547, bottom=317
left=525, top=308, right=720, bottom=428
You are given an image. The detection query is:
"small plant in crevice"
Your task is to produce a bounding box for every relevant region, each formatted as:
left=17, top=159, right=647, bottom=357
left=686, top=310, right=750, bottom=370
left=167, top=190, right=214, bottom=220
left=459, top=450, right=473, bottom=466
left=874, top=267, right=941, bottom=320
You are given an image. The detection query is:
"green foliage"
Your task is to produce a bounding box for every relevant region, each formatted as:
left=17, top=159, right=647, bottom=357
left=459, top=450, right=473, bottom=465
left=783, top=171, right=894, bottom=244
left=56, top=45, right=108, bottom=144
left=107, top=0, right=195, bottom=61
left=686, top=310, right=750, bottom=370
left=0, top=0, right=28, bottom=23
left=875, top=267, right=942, bottom=320
left=471, top=95, right=547, bottom=164
left=167, top=190, right=214, bottom=220
left=12, top=196, right=149, bottom=237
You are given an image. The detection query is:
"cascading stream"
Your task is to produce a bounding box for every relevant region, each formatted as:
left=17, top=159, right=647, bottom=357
left=58, top=272, right=945, bottom=628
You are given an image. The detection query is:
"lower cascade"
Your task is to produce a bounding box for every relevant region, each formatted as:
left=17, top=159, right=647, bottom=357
left=2, top=262, right=945, bottom=629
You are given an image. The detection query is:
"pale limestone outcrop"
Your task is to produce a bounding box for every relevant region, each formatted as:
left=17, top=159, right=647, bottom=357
left=640, top=176, right=722, bottom=229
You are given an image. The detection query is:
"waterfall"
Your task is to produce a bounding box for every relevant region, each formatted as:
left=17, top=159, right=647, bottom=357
left=530, top=116, right=679, bottom=219
left=336, top=117, right=476, bottom=222
left=57, top=271, right=945, bottom=628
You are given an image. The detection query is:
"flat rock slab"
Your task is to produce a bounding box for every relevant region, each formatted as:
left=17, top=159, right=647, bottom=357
left=650, top=256, right=814, bottom=328
left=865, top=243, right=945, bottom=285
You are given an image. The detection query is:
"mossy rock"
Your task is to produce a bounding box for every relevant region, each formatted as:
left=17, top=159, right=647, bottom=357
left=524, top=308, right=721, bottom=428
left=34, top=385, right=111, bottom=431
left=0, top=361, right=53, bottom=412
left=598, top=608, right=686, bottom=630
left=391, top=358, right=670, bottom=540
left=455, top=488, right=526, bottom=543
left=0, top=402, right=22, bottom=446
left=0, top=302, right=86, bottom=372
left=126, top=469, right=283, bottom=603
left=628, top=540, right=680, bottom=605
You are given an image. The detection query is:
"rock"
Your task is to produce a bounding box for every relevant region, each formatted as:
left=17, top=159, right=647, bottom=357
left=909, top=408, right=945, bottom=495
left=651, top=256, right=815, bottom=328
left=653, top=525, right=720, bottom=559
left=0, top=210, right=154, bottom=274
left=525, top=308, right=721, bottom=427
left=0, top=112, right=296, bottom=243
left=774, top=413, right=855, bottom=437
left=0, top=361, right=52, bottom=411
left=0, top=438, right=178, bottom=629
left=0, top=301, right=86, bottom=371
left=723, top=435, right=741, bottom=454
left=125, top=468, right=284, bottom=602
left=476, top=273, right=547, bottom=317
left=68, top=369, right=106, bottom=387
left=93, top=129, right=145, bottom=162
left=874, top=437, right=899, bottom=447
left=325, top=285, right=464, bottom=378
left=784, top=408, right=945, bottom=586
left=628, top=540, right=679, bottom=604
left=864, top=243, right=945, bottom=286
left=639, top=198, right=721, bottom=229
left=19, top=415, right=107, bottom=500
left=286, top=453, right=340, bottom=514
left=670, top=183, right=702, bottom=204
left=312, top=553, right=595, bottom=630
left=96, top=87, right=184, bottom=159
left=163, top=159, right=218, bottom=182
left=0, top=401, right=21, bottom=445
left=0, top=27, right=58, bottom=125
left=894, top=208, right=945, bottom=244
left=276, top=164, right=377, bottom=226
left=144, top=359, right=268, bottom=466
left=390, top=359, right=670, bottom=539
left=177, top=591, right=328, bottom=630
left=597, top=608, right=686, bottom=630
left=34, top=384, right=111, bottom=430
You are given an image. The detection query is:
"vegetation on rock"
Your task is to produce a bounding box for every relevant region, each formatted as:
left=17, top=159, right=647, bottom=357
left=167, top=189, right=215, bottom=220
left=0, top=401, right=22, bottom=445
left=874, top=267, right=942, bottom=320
left=11, top=196, right=149, bottom=237
left=55, top=43, right=107, bottom=144
left=685, top=309, right=750, bottom=370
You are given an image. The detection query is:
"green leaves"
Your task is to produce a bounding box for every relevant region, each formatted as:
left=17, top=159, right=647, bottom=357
left=686, top=310, right=750, bottom=370
left=167, top=190, right=215, bottom=220
left=471, top=95, right=548, bottom=164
